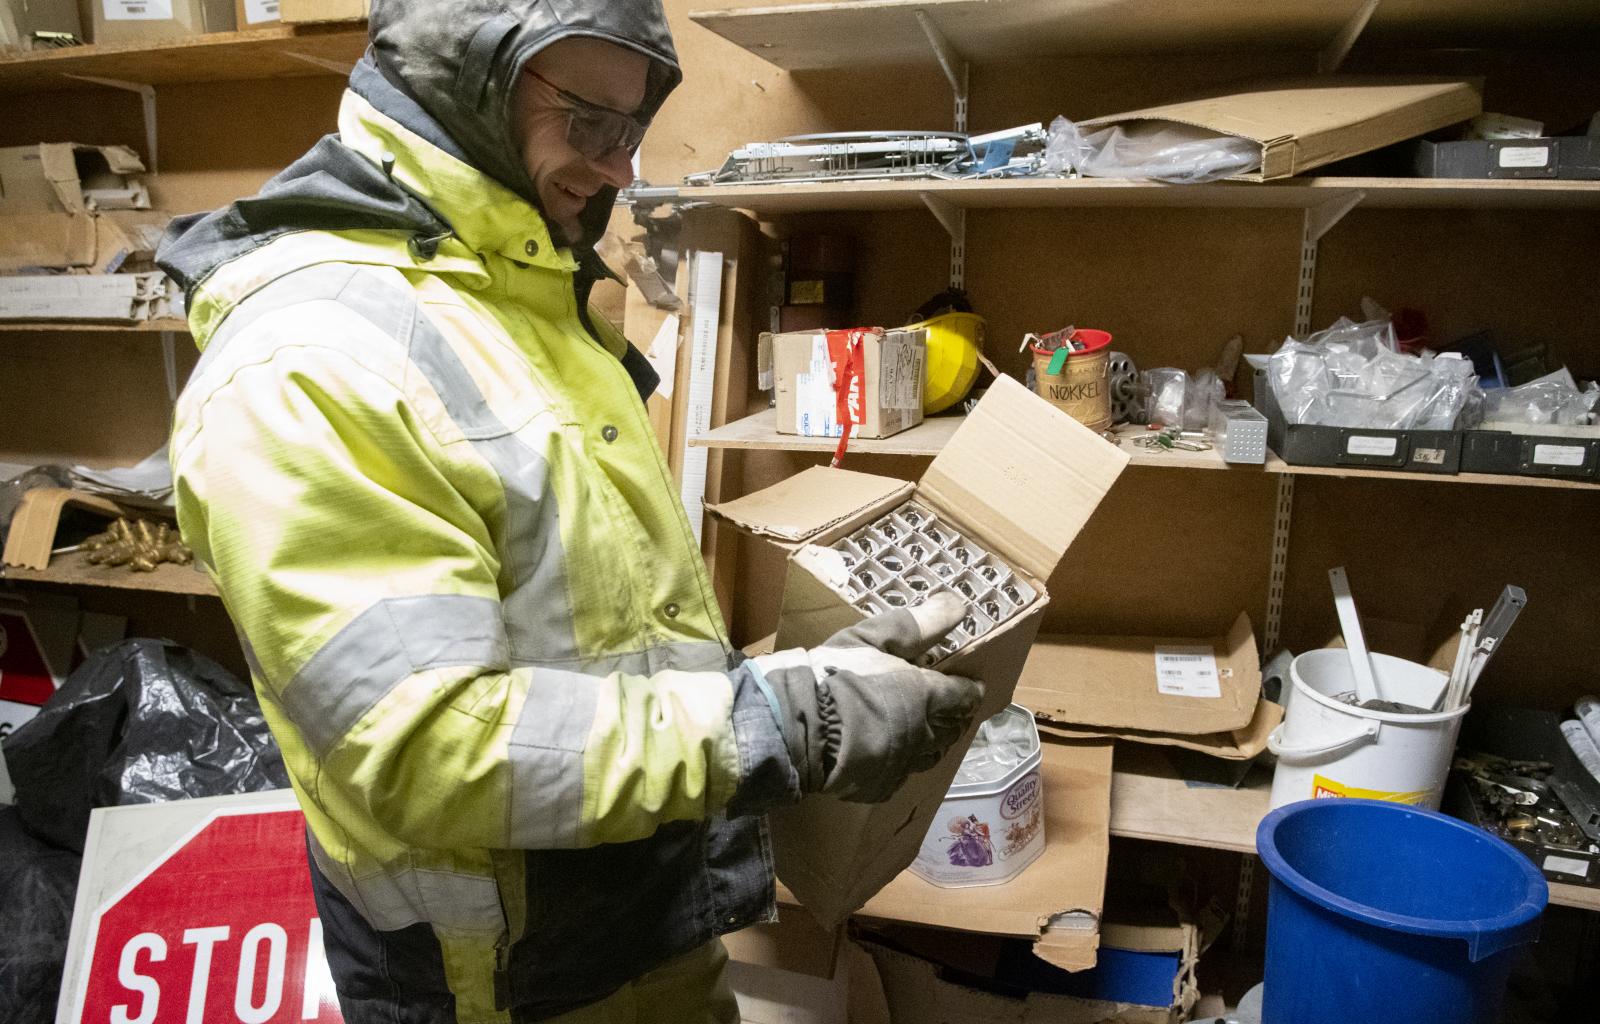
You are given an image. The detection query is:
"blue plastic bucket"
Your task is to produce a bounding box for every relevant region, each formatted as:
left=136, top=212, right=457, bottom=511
left=1256, top=799, right=1547, bottom=1024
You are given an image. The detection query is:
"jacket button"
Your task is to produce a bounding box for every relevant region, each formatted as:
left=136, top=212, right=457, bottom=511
left=664, top=603, right=680, bottom=619
left=524, top=239, right=540, bottom=257
left=601, top=425, right=619, bottom=443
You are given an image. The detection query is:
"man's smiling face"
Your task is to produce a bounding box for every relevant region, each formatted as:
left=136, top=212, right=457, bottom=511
left=511, top=37, right=649, bottom=245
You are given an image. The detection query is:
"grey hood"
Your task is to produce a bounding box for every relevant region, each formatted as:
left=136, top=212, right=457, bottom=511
left=368, top=0, right=681, bottom=243
left=160, top=0, right=679, bottom=300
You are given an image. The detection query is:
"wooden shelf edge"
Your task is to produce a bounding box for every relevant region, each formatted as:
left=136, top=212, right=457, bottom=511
left=692, top=409, right=1599, bottom=492
left=0, top=319, right=189, bottom=333
left=0, top=23, right=358, bottom=69
left=1, top=555, right=218, bottom=597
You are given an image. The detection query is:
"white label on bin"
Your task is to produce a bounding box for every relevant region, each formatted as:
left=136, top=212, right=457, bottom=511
left=1543, top=854, right=1590, bottom=878
left=1499, top=146, right=1551, bottom=169
left=1347, top=435, right=1398, bottom=457
left=243, top=0, right=281, bottom=22
left=1154, top=646, right=1221, bottom=698
left=1533, top=444, right=1586, bottom=467
left=103, top=0, right=174, bottom=19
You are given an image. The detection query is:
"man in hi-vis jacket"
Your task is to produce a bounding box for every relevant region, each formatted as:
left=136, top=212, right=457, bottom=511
left=158, top=2, right=982, bottom=1021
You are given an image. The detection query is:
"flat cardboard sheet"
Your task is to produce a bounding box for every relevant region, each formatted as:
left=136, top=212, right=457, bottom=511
left=1081, top=76, right=1482, bottom=180
left=706, top=466, right=911, bottom=544
left=856, top=738, right=1114, bottom=973
left=0, top=211, right=170, bottom=274
left=1039, top=697, right=1283, bottom=761
left=1015, top=613, right=1262, bottom=736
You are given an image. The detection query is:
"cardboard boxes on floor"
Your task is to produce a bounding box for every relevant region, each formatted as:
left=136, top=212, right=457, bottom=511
left=711, top=375, right=1130, bottom=944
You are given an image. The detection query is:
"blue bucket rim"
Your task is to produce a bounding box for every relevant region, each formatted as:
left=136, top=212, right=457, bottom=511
left=1257, top=799, right=1548, bottom=948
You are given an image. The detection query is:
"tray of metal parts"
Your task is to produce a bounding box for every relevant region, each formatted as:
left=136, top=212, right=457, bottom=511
left=1445, top=761, right=1600, bottom=889
left=1413, top=137, right=1600, bottom=181
left=1460, top=430, right=1600, bottom=481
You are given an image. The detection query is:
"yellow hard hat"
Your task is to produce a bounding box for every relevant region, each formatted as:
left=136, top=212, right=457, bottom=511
left=908, top=310, right=984, bottom=414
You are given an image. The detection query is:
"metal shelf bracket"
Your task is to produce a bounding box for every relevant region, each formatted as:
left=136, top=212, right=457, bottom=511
left=1320, top=0, right=1382, bottom=74
left=65, top=74, right=158, bottom=172
left=914, top=9, right=969, bottom=133
left=919, top=192, right=967, bottom=290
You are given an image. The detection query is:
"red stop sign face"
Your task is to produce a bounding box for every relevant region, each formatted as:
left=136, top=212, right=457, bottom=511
left=77, top=809, right=345, bottom=1024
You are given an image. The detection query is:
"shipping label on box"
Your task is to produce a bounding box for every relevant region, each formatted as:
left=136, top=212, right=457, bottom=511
left=103, top=0, right=175, bottom=20
left=709, top=376, right=1129, bottom=931
left=239, top=0, right=280, bottom=24
left=87, top=0, right=234, bottom=43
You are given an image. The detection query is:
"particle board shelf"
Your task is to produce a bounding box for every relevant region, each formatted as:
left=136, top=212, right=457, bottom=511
left=1106, top=745, right=1600, bottom=913
left=1, top=552, right=217, bottom=597
left=0, top=25, right=366, bottom=94
left=668, top=177, right=1600, bottom=215
left=690, top=0, right=1600, bottom=71
left=0, top=319, right=189, bottom=333
left=691, top=409, right=1600, bottom=491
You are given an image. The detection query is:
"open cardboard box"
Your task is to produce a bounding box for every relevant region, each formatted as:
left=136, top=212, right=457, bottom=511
left=709, top=375, right=1129, bottom=932
left=1016, top=613, right=1262, bottom=739
left=1081, top=76, right=1481, bottom=181
left=0, top=144, right=149, bottom=216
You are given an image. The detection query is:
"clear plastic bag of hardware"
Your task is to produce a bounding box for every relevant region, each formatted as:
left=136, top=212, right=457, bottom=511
left=1140, top=368, right=1189, bottom=426
left=1045, top=117, right=1262, bottom=183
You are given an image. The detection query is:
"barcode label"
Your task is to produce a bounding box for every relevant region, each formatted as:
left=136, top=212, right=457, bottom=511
left=244, top=0, right=281, bottom=22
left=1154, top=646, right=1222, bottom=698
left=104, top=0, right=174, bottom=19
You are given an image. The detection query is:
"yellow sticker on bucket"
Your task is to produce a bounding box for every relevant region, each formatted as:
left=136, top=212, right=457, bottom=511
left=1311, top=775, right=1430, bottom=804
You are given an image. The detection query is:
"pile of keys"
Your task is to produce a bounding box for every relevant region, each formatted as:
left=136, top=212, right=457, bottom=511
left=1132, top=426, right=1214, bottom=452
left=831, top=501, right=1036, bottom=665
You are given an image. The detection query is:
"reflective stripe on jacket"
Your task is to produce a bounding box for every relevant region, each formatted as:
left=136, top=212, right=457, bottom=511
left=170, top=89, right=774, bottom=1022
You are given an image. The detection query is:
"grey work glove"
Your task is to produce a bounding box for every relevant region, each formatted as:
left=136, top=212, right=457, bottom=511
left=744, top=593, right=985, bottom=804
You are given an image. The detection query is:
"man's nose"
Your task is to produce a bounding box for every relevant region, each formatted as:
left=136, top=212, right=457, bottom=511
left=590, top=147, right=636, bottom=189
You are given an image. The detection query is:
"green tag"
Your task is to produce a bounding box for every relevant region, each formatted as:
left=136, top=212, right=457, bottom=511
left=1045, top=347, right=1070, bottom=376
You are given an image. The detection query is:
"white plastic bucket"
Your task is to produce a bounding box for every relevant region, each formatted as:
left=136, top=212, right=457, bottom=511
left=910, top=704, right=1045, bottom=887
left=1268, top=648, right=1465, bottom=811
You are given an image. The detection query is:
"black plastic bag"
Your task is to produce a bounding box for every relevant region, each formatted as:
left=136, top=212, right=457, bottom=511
left=0, top=806, right=80, bottom=1022
left=2, top=639, right=289, bottom=853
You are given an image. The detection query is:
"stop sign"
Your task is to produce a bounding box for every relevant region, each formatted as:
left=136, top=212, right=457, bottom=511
left=70, top=805, right=344, bottom=1024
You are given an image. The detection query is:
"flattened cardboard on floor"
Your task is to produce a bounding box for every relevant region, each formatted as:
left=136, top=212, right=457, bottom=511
left=1015, top=613, right=1261, bottom=736
left=1081, top=76, right=1481, bottom=181
left=0, top=144, right=148, bottom=216
left=856, top=737, right=1113, bottom=973
left=709, top=376, right=1129, bottom=931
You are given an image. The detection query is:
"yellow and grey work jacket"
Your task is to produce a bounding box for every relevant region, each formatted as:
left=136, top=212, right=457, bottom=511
left=162, top=86, right=787, bottom=1022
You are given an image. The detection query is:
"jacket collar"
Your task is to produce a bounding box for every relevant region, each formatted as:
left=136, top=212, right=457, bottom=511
left=338, top=89, right=578, bottom=275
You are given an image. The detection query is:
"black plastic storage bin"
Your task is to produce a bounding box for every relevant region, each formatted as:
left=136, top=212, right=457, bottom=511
left=1460, top=430, right=1600, bottom=481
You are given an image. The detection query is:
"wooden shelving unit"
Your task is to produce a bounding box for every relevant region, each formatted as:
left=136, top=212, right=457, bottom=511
left=0, top=319, right=188, bottom=333
left=691, top=410, right=1600, bottom=491
left=691, top=0, right=1600, bottom=70
left=666, top=177, right=1600, bottom=214
left=1107, top=744, right=1600, bottom=912
left=0, top=24, right=365, bottom=94
left=1, top=552, right=217, bottom=597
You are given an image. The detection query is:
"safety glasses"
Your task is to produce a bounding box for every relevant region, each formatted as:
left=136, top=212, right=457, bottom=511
left=524, top=68, right=650, bottom=160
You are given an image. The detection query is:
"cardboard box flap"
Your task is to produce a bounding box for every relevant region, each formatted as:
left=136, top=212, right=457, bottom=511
left=854, top=738, right=1112, bottom=973
left=1080, top=76, right=1481, bottom=180
left=1016, top=613, right=1261, bottom=736
left=705, top=465, right=912, bottom=544
left=920, top=375, right=1128, bottom=582
left=0, top=213, right=96, bottom=272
